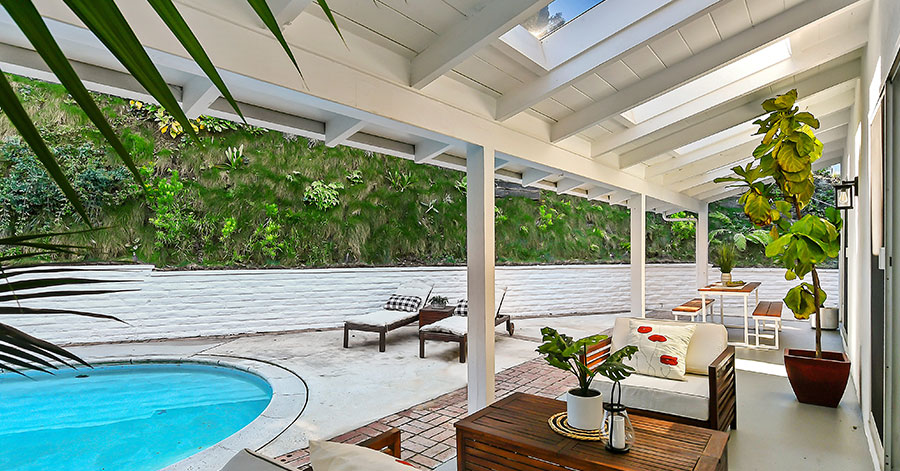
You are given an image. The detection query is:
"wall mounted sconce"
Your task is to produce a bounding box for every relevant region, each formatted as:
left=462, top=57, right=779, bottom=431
left=833, top=177, right=858, bottom=210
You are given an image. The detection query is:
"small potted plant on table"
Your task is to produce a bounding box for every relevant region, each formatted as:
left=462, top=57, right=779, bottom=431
left=713, top=243, right=736, bottom=283
left=537, top=327, right=637, bottom=430
left=428, top=295, right=448, bottom=308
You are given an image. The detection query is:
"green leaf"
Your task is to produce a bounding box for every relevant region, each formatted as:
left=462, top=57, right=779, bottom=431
left=775, top=144, right=807, bottom=173
left=63, top=0, right=198, bottom=142
left=794, top=112, right=820, bottom=129
left=766, top=234, right=793, bottom=257
left=0, top=69, right=90, bottom=224
left=733, top=233, right=747, bottom=251
left=1, top=0, right=145, bottom=190
left=247, top=0, right=306, bottom=84
left=147, top=0, right=245, bottom=122
left=743, top=191, right=776, bottom=226
left=774, top=89, right=798, bottom=110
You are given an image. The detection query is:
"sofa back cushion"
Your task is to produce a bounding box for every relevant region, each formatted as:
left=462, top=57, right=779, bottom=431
left=611, top=317, right=727, bottom=375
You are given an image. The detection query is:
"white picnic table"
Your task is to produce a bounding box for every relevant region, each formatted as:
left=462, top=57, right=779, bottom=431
left=699, top=281, right=761, bottom=346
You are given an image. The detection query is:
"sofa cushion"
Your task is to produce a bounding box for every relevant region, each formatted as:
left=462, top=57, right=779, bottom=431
left=611, top=317, right=728, bottom=375
left=590, top=373, right=710, bottom=421
left=623, top=319, right=695, bottom=381
left=309, top=440, right=414, bottom=470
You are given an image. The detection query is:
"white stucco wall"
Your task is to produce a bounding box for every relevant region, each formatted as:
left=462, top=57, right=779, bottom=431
left=1, top=264, right=838, bottom=345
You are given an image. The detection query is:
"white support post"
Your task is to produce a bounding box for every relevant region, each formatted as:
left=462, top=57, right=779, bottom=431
left=629, top=195, right=646, bottom=318
left=466, top=143, right=496, bottom=413
left=696, top=203, right=709, bottom=289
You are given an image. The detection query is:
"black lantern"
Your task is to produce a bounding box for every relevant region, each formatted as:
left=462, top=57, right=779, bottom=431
left=601, top=381, right=635, bottom=453
left=833, top=177, right=858, bottom=210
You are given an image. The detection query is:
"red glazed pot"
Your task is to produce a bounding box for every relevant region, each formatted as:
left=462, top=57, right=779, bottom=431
left=783, top=349, right=851, bottom=408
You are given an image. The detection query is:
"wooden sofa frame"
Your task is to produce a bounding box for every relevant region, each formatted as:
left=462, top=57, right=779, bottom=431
left=583, top=329, right=737, bottom=432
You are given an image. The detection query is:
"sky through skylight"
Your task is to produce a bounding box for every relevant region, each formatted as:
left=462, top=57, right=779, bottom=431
left=521, top=0, right=606, bottom=40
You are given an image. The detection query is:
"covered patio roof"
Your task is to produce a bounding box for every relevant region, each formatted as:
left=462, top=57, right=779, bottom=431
left=0, top=0, right=870, bottom=412
left=0, top=0, right=867, bottom=213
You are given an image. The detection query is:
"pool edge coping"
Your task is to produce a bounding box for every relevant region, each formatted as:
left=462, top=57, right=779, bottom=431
left=86, top=355, right=308, bottom=471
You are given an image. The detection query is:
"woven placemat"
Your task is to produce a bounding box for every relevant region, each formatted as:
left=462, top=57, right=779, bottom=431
left=547, top=412, right=608, bottom=442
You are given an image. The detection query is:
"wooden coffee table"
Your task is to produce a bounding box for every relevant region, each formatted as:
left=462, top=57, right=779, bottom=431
left=455, top=393, right=728, bottom=471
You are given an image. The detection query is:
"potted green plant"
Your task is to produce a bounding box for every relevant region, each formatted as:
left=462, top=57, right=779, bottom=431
left=715, top=89, right=848, bottom=407
left=713, top=243, right=736, bottom=283
left=428, top=295, right=448, bottom=307
left=537, top=327, right=637, bottom=430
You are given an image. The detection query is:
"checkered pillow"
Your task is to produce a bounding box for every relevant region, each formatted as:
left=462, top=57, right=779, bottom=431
left=383, top=294, right=422, bottom=312
left=453, top=299, right=468, bottom=317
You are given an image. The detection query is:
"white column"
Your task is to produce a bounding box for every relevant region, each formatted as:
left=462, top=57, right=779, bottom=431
left=696, top=203, right=709, bottom=289
left=466, top=143, right=496, bottom=413
left=629, top=195, right=646, bottom=318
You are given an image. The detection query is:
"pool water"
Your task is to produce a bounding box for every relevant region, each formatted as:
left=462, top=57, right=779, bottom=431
left=0, top=362, right=272, bottom=471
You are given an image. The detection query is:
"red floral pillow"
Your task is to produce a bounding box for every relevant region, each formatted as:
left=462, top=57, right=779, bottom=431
left=624, top=320, right=696, bottom=381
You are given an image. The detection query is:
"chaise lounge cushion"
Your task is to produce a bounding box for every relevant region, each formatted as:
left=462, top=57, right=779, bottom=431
left=349, top=309, right=419, bottom=327
left=610, top=317, right=727, bottom=375
left=309, top=440, right=413, bottom=470
left=590, top=372, right=710, bottom=421
left=392, top=280, right=433, bottom=310
left=420, top=316, right=468, bottom=336
left=220, top=449, right=291, bottom=471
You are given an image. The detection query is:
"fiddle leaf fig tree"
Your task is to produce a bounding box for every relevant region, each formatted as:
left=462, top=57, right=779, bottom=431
left=714, top=89, right=842, bottom=358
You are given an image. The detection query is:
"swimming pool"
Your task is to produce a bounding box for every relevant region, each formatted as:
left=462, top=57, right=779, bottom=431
left=0, top=362, right=273, bottom=471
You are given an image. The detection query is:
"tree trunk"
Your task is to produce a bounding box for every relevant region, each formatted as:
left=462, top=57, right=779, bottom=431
left=812, top=267, right=823, bottom=358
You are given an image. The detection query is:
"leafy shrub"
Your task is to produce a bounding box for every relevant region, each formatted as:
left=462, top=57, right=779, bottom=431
left=303, top=180, right=343, bottom=211
left=346, top=170, right=363, bottom=185
left=387, top=170, right=415, bottom=192
left=142, top=167, right=197, bottom=252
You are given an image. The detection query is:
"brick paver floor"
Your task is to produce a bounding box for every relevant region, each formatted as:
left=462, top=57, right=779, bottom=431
left=274, top=357, right=572, bottom=470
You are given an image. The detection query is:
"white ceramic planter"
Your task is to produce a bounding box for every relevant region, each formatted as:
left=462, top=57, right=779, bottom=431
left=566, top=389, right=604, bottom=430
left=810, top=307, right=840, bottom=330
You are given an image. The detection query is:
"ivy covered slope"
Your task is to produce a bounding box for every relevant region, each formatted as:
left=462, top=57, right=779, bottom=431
left=0, top=75, right=832, bottom=268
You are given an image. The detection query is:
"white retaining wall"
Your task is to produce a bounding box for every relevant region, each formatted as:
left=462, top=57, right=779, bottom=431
left=1, top=264, right=838, bottom=345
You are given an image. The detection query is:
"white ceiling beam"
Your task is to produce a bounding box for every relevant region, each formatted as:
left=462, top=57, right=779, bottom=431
left=324, top=116, right=365, bottom=147
left=609, top=190, right=636, bottom=206
left=494, top=158, right=510, bottom=170
left=617, top=60, right=859, bottom=169
left=414, top=140, right=453, bottom=163
left=553, top=0, right=859, bottom=143
left=590, top=34, right=865, bottom=157
left=274, top=0, right=313, bottom=27
left=410, top=0, right=552, bottom=89
left=698, top=186, right=745, bottom=202
left=182, top=77, right=219, bottom=119
left=555, top=177, right=584, bottom=194
left=521, top=168, right=553, bottom=187
left=645, top=92, right=856, bottom=178
left=587, top=187, right=614, bottom=201
left=495, top=0, right=723, bottom=121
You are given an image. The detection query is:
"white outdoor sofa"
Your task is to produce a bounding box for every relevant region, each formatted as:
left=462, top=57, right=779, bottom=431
left=583, top=317, right=737, bottom=432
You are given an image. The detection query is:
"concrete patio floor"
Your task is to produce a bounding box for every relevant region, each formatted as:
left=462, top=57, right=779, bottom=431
left=69, top=313, right=874, bottom=470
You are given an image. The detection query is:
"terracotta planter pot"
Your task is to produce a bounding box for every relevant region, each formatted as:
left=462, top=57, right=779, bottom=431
left=783, top=349, right=850, bottom=408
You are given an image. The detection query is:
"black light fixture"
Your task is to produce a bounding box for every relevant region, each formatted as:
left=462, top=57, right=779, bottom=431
left=833, top=177, right=858, bottom=210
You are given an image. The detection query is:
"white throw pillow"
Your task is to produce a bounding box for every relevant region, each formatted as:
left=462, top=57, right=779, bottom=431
left=623, top=319, right=696, bottom=381
left=308, top=440, right=414, bottom=471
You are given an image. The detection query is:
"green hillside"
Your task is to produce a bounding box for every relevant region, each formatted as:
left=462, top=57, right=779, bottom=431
left=0, top=74, right=837, bottom=268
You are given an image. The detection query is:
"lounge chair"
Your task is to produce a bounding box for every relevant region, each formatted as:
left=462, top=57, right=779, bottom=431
left=219, top=428, right=402, bottom=470
left=343, top=280, right=433, bottom=352
left=419, top=288, right=513, bottom=363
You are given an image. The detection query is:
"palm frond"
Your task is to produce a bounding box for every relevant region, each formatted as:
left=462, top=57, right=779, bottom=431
left=147, top=0, right=246, bottom=122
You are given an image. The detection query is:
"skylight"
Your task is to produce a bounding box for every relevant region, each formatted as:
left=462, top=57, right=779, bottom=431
left=522, top=0, right=606, bottom=40
left=621, top=39, right=794, bottom=125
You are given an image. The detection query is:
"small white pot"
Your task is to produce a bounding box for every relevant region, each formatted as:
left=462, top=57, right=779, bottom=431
left=566, top=389, right=604, bottom=430
left=810, top=307, right=840, bottom=330
left=721, top=272, right=732, bottom=283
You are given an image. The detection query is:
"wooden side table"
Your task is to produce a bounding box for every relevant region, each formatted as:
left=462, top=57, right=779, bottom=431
left=418, top=305, right=454, bottom=328
left=455, top=393, right=729, bottom=471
